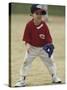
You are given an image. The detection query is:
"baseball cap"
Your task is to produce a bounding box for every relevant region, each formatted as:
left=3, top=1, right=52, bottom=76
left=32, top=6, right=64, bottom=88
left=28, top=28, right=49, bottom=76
left=31, top=4, right=46, bottom=15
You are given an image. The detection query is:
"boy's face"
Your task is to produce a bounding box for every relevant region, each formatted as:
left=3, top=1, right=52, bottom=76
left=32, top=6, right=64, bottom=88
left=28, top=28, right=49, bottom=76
left=32, top=10, right=43, bottom=20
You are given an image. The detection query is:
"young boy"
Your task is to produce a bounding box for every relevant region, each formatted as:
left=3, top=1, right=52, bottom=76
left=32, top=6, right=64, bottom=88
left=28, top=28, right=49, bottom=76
left=15, top=4, right=61, bottom=87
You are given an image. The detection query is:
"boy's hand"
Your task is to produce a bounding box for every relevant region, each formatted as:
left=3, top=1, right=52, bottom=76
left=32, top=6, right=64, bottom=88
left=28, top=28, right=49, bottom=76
left=25, top=43, right=31, bottom=53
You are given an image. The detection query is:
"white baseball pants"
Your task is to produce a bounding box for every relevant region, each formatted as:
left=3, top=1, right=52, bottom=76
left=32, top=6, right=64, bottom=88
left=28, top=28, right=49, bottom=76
left=20, top=45, right=57, bottom=80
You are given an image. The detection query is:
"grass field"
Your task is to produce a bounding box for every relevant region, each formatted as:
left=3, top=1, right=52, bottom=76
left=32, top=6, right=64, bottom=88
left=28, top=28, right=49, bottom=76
left=10, top=14, right=65, bottom=87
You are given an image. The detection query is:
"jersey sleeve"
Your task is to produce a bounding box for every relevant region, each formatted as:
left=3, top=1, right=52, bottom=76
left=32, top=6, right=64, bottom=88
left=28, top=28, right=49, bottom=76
left=45, top=24, right=52, bottom=44
left=23, top=23, right=31, bottom=43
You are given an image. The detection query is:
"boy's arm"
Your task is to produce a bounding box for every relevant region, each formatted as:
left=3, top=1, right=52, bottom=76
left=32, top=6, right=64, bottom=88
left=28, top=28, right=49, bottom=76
left=25, top=42, right=31, bottom=53
left=23, top=24, right=31, bottom=43
left=43, top=23, right=54, bottom=58
left=45, top=24, right=52, bottom=44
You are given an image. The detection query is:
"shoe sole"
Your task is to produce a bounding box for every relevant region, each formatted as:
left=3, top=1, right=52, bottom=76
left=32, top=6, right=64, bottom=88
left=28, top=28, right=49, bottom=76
left=53, top=81, right=62, bottom=84
left=15, top=85, right=26, bottom=87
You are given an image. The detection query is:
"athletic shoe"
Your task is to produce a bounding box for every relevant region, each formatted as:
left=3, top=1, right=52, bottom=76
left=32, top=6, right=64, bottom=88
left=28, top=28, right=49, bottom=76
left=15, top=80, right=26, bottom=87
left=52, top=75, right=62, bottom=84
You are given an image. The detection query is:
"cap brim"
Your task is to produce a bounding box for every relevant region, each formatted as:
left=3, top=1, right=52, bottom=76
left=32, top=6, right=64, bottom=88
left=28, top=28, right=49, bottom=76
left=42, top=10, right=46, bottom=15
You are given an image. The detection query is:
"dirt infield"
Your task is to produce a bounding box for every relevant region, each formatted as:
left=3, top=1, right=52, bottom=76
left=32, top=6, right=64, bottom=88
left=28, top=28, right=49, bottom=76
left=10, top=14, right=65, bottom=87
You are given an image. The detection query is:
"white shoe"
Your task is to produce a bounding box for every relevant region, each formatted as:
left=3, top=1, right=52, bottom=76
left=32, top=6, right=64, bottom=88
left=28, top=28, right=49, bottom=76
left=15, top=80, right=26, bottom=87
left=52, top=75, right=62, bottom=83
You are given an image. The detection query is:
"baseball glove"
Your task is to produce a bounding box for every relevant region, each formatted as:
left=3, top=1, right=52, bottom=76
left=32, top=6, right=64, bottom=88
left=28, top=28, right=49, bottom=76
left=43, top=43, right=54, bottom=57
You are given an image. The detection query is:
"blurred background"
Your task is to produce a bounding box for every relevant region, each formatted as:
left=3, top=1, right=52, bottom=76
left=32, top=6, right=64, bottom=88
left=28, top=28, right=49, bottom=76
left=10, top=3, right=65, bottom=16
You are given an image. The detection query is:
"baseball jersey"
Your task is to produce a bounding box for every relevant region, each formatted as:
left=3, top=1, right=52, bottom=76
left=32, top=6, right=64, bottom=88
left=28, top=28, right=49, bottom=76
left=23, top=19, right=52, bottom=47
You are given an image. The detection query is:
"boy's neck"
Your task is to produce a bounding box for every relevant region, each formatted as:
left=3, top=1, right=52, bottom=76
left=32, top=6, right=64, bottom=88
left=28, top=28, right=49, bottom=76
left=33, top=19, right=42, bottom=26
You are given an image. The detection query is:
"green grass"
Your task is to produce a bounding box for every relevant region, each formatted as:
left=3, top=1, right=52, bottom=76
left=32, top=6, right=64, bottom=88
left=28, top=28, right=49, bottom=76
left=48, top=5, right=65, bottom=16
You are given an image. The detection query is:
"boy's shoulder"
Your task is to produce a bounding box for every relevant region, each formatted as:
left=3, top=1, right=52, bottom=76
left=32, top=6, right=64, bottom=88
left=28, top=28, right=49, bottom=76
left=26, top=19, right=33, bottom=26
left=42, top=20, right=47, bottom=25
left=42, top=20, right=48, bottom=28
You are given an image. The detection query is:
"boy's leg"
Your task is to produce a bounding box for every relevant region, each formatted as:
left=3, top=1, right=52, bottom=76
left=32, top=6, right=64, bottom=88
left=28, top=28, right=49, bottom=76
left=40, top=49, right=61, bottom=83
left=15, top=47, right=39, bottom=87
left=15, top=52, right=35, bottom=87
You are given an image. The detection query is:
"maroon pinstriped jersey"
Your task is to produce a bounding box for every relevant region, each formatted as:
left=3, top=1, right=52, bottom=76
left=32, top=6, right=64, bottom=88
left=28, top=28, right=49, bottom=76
left=23, top=19, right=52, bottom=47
